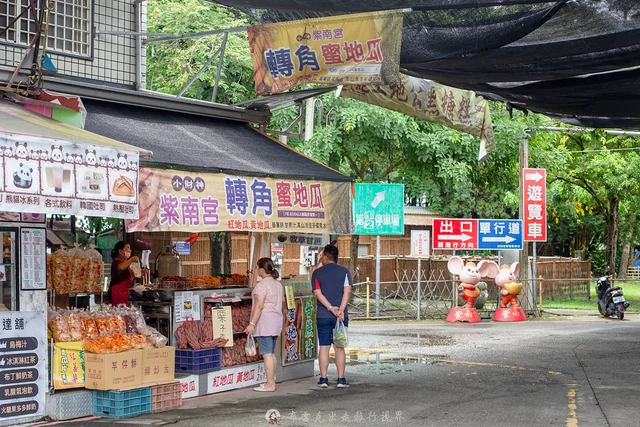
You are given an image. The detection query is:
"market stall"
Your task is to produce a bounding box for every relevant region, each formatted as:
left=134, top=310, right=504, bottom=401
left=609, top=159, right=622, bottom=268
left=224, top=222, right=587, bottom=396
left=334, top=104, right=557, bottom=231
left=121, top=165, right=354, bottom=399
left=0, top=98, right=154, bottom=425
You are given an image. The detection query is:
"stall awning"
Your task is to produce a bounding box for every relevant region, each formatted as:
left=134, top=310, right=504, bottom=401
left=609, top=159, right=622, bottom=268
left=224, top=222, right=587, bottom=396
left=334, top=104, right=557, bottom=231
left=82, top=99, right=351, bottom=182
left=0, top=100, right=152, bottom=158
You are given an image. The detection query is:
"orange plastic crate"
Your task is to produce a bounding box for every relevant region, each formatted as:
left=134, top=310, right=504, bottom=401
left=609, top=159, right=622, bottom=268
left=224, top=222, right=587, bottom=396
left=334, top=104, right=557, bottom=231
left=151, top=382, right=182, bottom=413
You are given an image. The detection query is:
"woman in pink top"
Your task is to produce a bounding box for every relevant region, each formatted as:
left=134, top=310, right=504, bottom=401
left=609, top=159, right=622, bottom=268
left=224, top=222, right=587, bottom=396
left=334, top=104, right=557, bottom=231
left=245, top=257, right=283, bottom=392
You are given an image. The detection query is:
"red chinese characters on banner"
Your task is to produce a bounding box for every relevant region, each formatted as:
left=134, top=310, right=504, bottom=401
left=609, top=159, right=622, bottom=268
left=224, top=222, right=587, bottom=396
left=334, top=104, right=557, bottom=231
left=432, top=218, right=479, bottom=250
left=523, top=168, right=547, bottom=241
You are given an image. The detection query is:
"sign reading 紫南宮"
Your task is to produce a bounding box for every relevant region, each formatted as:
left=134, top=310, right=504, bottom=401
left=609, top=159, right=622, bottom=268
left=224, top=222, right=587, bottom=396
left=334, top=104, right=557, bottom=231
left=353, top=183, right=404, bottom=235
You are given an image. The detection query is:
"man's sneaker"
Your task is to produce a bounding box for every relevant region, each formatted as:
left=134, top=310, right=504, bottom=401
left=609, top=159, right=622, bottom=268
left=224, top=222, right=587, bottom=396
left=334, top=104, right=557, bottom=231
left=336, top=378, right=350, bottom=388
left=317, top=377, right=329, bottom=388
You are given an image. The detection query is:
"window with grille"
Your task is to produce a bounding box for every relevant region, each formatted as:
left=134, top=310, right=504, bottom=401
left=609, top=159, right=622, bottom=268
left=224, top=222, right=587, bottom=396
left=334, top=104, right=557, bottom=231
left=0, top=0, right=92, bottom=57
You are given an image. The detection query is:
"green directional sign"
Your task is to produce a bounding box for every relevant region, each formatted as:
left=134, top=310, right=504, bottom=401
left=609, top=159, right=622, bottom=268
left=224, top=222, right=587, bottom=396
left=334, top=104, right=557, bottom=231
left=353, top=183, right=404, bottom=235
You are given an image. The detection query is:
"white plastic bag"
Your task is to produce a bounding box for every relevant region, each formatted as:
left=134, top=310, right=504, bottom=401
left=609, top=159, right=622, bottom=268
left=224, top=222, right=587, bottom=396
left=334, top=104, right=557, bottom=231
left=333, top=319, right=348, bottom=347
left=130, top=261, right=142, bottom=278
left=245, top=335, right=257, bottom=357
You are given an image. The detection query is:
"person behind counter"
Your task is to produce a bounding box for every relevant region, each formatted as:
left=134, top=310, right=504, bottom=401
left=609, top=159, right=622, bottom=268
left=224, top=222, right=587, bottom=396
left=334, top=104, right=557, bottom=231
left=245, top=257, right=284, bottom=392
left=109, top=241, right=139, bottom=307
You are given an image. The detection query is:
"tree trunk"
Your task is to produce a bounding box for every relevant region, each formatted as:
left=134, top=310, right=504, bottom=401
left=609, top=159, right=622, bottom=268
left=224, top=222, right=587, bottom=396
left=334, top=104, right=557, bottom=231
left=210, top=232, right=233, bottom=276
left=605, top=198, right=620, bottom=277
left=350, top=234, right=359, bottom=279
left=617, top=212, right=637, bottom=280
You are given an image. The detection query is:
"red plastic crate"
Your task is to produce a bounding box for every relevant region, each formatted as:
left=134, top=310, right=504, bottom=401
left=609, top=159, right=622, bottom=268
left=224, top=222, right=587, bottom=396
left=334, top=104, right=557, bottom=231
left=151, top=382, right=182, bottom=413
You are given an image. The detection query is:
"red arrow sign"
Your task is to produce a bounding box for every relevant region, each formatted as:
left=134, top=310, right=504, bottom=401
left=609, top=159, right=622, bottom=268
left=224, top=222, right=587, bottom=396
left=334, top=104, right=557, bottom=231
left=432, top=218, right=478, bottom=250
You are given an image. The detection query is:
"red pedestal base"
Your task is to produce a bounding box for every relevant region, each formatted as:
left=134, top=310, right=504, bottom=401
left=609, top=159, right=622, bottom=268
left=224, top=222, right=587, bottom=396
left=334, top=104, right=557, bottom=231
left=446, top=307, right=481, bottom=323
left=492, top=307, right=527, bottom=322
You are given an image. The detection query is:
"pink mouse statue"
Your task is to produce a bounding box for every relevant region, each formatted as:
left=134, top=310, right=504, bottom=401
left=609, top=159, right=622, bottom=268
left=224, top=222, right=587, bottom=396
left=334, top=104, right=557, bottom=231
left=484, top=261, right=522, bottom=308
left=447, top=256, right=493, bottom=309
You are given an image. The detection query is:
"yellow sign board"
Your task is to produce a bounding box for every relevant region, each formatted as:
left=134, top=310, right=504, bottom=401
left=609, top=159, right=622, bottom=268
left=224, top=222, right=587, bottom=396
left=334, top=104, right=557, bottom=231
left=285, top=285, right=296, bottom=310
left=248, top=11, right=403, bottom=94
left=212, top=306, right=234, bottom=348
left=52, top=341, right=85, bottom=390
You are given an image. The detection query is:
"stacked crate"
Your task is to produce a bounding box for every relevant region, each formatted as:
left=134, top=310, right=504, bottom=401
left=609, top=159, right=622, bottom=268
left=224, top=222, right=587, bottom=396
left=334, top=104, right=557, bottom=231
left=151, top=382, right=182, bottom=413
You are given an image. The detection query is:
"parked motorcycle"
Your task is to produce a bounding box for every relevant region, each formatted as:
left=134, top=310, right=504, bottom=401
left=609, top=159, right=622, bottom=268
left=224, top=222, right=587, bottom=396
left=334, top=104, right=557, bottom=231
left=596, top=266, right=630, bottom=319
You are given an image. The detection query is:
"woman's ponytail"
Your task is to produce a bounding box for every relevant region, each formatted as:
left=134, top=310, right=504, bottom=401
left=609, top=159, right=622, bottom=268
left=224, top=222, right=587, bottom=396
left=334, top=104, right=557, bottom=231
left=257, top=257, right=279, bottom=279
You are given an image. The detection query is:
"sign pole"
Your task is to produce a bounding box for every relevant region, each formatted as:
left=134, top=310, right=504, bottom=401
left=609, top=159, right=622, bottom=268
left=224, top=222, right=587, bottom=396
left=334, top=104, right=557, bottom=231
left=519, top=134, right=530, bottom=312
left=416, top=257, right=421, bottom=320
left=375, top=234, right=381, bottom=318
left=532, top=242, right=538, bottom=316
left=451, top=249, right=457, bottom=308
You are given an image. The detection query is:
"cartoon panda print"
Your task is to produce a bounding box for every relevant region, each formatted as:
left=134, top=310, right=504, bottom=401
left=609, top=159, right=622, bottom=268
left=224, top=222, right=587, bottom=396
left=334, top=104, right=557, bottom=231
left=0, top=146, right=11, bottom=156
left=129, top=161, right=138, bottom=171
left=30, top=150, right=40, bottom=160
left=39, top=149, right=49, bottom=161
left=85, top=150, right=98, bottom=166
left=51, top=145, right=64, bottom=162
left=65, top=153, right=74, bottom=163
left=107, top=158, right=115, bottom=168
left=116, top=153, right=128, bottom=170
left=99, top=157, right=108, bottom=167
left=15, top=142, right=28, bottom=159
left=74, top=154, right=83, bottom=165
left=13, top=162, right=33, bottom=189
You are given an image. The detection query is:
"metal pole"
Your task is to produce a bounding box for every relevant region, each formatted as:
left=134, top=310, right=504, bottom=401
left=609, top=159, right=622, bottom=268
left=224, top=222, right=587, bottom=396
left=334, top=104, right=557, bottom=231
left=134, top=0, right=143, bottom=90
left=451, top=249, right=457, bottom=308
left=519, top=133, right=530, bottom=312
left=375, top=235, right=381, bottom=318
left=417, top=257, right=421, bottom=320
left=532, top=242, right=538, bottom=316
left=177, top=47, right=221, bottom=97
left=211, top=32, right=228, bottom=103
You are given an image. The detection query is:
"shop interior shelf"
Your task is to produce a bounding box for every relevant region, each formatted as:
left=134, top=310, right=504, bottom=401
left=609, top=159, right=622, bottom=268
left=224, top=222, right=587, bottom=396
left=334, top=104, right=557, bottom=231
left=151, top=382, right=182, bottom=413
left=175, top=348, right=222, bottom=374
left=92, top=388, right=152, bottom=419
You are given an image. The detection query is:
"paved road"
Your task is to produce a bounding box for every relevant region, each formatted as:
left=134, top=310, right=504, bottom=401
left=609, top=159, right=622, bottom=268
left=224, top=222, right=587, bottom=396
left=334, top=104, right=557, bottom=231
left=62, top=314, right=640, bottom=427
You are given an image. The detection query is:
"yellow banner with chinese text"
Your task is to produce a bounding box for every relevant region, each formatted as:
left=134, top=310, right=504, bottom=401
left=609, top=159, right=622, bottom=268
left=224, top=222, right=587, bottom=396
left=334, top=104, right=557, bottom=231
left=126, top=168, right=354, bottom=234
left=341, top=74, right=496, bottom=162
left=248, top=11, right=403, bottom=95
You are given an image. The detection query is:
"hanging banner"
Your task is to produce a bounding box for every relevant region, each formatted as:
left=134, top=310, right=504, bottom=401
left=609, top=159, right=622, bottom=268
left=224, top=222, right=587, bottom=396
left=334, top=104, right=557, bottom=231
left=283, top=299, right=302, bottom=365
left=0, top=134, right=139, bottom=219
left=248, top=10, right=403, bottom=95
left=126, top=168, right=353, bottom=234
left=300, top=298, right=317, bottom=361
left=341, top=74, right=496, bottom=161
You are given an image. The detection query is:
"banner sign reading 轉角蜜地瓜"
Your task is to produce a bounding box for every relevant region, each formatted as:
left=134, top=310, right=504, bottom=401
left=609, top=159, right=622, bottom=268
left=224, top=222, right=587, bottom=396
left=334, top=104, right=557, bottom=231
left=341, top=74, right=496, bottom=162
left=126, top=168, right=353, bottom=234
left=248, top=11, right=403, bottom=95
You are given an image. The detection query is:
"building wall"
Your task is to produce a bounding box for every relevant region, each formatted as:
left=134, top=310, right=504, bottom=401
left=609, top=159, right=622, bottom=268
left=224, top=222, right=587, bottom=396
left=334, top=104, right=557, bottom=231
left=0, top=0, right=146, bottom=88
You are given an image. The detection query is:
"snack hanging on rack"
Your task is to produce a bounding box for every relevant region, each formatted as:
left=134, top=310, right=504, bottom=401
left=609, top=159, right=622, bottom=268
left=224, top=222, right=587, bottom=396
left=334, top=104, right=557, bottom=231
left=65, top=311, right=84, bottom=341
left=80, top=314, right=99, bottom=340
left=48, top=310, right=71, bottom=342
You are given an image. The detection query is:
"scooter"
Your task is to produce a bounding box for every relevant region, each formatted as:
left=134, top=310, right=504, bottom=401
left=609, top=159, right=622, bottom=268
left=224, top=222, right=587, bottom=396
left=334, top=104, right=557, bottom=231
left=596, top=266, right=630, bottom=320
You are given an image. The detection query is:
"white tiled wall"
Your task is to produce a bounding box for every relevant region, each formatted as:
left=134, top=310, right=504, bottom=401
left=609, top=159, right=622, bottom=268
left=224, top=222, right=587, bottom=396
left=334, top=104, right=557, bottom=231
left=0, top=0, right=146, bottom=88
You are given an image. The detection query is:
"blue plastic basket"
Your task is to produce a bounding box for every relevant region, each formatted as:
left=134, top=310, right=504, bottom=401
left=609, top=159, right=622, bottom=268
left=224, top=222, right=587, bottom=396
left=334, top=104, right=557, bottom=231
left=92, top=388, right=152, bottom=419
left=175, top=348, right=222, bottom=374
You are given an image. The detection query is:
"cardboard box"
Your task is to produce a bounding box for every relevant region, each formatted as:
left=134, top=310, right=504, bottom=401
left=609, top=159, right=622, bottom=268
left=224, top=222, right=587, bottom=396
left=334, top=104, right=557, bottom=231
left=142, top=347, right=176, bottom=385
left=52, top=341, right=85, bottom=390
left=85, top=349, right=143, bottom=390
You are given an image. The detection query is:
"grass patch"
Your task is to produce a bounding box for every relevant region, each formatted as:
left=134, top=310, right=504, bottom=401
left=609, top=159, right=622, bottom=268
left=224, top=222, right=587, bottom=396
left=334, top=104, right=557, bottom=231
left=542, top=281, right=640, bottom=312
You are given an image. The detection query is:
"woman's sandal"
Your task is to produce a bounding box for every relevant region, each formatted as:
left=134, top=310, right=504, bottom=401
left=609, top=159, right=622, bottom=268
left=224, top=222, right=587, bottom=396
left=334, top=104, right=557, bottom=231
left=253, top=384, right=276, bottom=392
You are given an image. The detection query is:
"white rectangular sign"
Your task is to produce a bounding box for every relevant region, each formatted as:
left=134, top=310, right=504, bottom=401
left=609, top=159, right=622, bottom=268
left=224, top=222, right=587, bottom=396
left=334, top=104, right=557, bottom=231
left=411, top=230, right=430, bottom=257
left=0, top=134, right=139, bottom=219
left=179, top=374, right=199, bottom=399
left=20, top=228, right=46, bottom=290
left=0, top=311, right=47, bottom=421
left=207, top=362, right=266, bottom=394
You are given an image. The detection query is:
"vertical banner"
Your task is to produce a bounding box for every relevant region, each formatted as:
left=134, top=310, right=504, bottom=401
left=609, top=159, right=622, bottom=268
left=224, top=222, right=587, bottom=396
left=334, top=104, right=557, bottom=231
left=212, top=306, right=234, bottom=348
left=283, top=299, right=302, bottom=365
left=522, top=168, right=547, bottom=242
left=300, top=298, right=317, bottom=361
left=248, top=11, right=403, bottom=95
left=0, top=311, right=46, bottom=421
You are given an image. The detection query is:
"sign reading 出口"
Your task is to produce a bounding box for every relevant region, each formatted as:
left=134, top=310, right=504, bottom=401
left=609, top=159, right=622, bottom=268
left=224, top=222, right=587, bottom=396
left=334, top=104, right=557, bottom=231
left=432, top=218, right=523, bottom=251
left=247, top=11, right=403, bottom=95
left=522, top=168, right=547, bottom=242
left=353, top=183, right=404, bottom=235
left=127, top=168, right=353, bottom=234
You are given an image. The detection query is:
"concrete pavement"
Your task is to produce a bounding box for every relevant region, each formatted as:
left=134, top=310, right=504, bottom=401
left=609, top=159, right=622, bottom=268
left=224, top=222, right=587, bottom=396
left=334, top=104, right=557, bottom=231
left=45, top=314, right=640, bottom=427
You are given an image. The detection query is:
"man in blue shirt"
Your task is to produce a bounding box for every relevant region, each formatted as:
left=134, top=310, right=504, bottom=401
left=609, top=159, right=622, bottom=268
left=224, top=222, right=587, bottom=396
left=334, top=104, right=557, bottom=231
left=312, top=244, right=352, bottom=388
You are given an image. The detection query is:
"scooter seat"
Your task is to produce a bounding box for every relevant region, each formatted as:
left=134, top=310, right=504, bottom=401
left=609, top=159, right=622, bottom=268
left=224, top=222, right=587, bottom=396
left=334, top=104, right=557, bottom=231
left=605, top=286, right=621, bottom=294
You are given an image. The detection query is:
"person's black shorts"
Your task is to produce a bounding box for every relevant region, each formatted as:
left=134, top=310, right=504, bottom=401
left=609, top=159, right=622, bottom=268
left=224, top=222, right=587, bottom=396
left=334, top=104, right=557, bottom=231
left=317, top=317, right=348, bottom=346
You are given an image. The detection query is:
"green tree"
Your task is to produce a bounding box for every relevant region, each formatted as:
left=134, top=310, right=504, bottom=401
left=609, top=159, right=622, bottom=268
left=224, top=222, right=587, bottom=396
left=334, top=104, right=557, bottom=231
left=146, top=0, right=256, bottom=104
